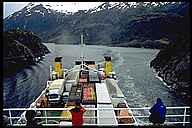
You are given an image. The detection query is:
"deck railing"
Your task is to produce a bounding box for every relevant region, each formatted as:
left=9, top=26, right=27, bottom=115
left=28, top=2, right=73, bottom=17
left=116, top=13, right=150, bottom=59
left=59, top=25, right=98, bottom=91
left=3, top=106, right=190, bottom=126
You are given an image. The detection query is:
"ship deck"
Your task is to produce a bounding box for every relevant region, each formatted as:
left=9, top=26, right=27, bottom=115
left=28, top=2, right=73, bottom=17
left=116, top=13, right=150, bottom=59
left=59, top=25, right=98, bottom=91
left=29, top=65, right=137, bottom=125
left=3, top=70, right=190, bottom=126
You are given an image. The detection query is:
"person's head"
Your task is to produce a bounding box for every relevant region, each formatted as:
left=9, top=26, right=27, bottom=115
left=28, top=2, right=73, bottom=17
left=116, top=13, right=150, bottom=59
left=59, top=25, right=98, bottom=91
left=156, top=98, right=162, bottom=103
left=75, top=100, right=81, bottom=108
left=46, top=89, right=49, bottom=93
left=3, top=115, right=9, bottom=127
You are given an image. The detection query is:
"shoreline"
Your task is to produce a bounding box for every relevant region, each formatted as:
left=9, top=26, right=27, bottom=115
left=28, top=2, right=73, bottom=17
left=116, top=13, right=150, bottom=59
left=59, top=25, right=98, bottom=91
left=153, top=70, right=169, bottom=87
left=152, top=68, right=190, bottom=105
left=152, top=69, right=174, bottom=90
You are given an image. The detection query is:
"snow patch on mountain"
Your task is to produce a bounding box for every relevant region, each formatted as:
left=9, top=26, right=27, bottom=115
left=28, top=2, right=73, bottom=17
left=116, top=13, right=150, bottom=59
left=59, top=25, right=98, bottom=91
left=24, top=2, right=78, bottom=14
left=89, top=2, right=170, bottom=13
left=34, top=10, right=40, bottom=13
left=4, top=2, right=172, bottom=20
left=26, top=3, right=37, bottom=11
left=26, top=13, right=32, bottom=16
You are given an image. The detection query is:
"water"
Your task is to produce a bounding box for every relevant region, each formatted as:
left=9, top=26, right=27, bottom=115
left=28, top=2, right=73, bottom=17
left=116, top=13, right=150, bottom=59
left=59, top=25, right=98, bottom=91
left=3, top=44, right=186, bottom=109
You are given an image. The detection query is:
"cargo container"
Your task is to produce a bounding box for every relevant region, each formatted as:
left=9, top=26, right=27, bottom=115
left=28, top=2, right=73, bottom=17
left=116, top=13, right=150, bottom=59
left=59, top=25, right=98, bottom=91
left=82, top=85, right=96, bottom=105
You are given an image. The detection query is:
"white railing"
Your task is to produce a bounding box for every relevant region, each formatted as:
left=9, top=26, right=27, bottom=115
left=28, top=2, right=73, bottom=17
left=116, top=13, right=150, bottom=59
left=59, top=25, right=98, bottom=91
left=3, top=106, right=190, bottom=126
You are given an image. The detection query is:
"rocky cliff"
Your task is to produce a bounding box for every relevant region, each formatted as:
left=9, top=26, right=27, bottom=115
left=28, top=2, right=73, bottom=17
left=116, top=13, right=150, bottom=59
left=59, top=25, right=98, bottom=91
left=3, top=29, right=50, bottom=76
left=150, top=9, right=190, bottom=104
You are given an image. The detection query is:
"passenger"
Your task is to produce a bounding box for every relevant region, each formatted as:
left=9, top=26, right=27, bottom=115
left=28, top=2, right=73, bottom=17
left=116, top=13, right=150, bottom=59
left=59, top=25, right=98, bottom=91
left=70, top=101, right=86, bottom=126
left=25, top=110, right=41, bottom=127
left=149, top=98, right=166, bottom=125
left=45, top=90, right=49, bottom=106
left=3, top=115, right=9, bottom=127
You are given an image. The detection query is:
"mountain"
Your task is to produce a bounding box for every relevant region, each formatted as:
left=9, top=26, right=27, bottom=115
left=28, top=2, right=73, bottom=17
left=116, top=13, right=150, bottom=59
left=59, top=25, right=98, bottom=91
left=3, top=2, right=190, bottom=48
left=3, top=2, right=190, bottom=103
left=4, top=3, right=69, bottom=41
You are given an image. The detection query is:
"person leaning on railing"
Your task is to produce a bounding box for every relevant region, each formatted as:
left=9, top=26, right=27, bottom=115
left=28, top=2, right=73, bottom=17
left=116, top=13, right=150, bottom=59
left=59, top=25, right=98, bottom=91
left=3, top=115, right=9, bottom=127
left=149, top=98, right=166, bottom=125
left=25, top=110, right=42, bottom=127
left=70, top=100, right=86, bottom=126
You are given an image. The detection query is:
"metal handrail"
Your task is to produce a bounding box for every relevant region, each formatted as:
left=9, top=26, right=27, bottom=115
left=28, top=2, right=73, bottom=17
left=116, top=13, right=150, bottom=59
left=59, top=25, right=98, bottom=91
left=9, top=122, right=191, bottom=127
left=3, top=106, right=190, bottom=126
left=7, top=114, right=191, bottom=119
left=3, top=106, right=190, bottom=111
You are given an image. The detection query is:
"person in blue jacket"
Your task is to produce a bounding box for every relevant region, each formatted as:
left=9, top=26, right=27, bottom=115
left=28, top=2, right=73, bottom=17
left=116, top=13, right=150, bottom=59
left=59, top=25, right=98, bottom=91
left=149, top=98, right=166, bottom=124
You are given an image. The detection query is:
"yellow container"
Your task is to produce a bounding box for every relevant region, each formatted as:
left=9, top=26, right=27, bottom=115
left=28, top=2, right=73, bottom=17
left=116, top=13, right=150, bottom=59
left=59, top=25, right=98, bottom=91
left=54, top=62, right=61, bottom=77
left=104, top=61, right=112, bottom=77
left=54, top=57, right=63, bottom=78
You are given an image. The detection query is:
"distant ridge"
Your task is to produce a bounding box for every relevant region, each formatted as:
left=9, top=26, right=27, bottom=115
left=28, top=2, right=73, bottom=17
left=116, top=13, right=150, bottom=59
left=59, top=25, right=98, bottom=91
left=3, top=2, right=189, bottom=49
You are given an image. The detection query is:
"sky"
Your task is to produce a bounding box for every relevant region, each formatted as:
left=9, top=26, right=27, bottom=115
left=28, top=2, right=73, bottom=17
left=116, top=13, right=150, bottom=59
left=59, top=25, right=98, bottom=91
left=3, top=2, right=104, bottom=18
left=3, top=2, right=29, bottom=18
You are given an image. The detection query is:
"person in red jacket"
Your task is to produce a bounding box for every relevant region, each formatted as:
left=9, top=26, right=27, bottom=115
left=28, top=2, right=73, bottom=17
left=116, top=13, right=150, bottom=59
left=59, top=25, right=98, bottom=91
left=70, top=101, right=86, bottom=126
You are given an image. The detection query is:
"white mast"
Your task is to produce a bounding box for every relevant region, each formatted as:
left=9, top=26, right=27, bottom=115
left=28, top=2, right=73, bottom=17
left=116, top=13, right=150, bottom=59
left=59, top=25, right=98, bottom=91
left=81, top=34, right=84, bottom=70
left=81, top=34, right=84, bottom=47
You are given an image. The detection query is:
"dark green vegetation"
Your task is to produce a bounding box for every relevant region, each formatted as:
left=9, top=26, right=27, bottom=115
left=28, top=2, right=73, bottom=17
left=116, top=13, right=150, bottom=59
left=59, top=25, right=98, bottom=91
left=3, top=29, right=50, bottom=76
left=3, top=2, right=189, bottom=49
